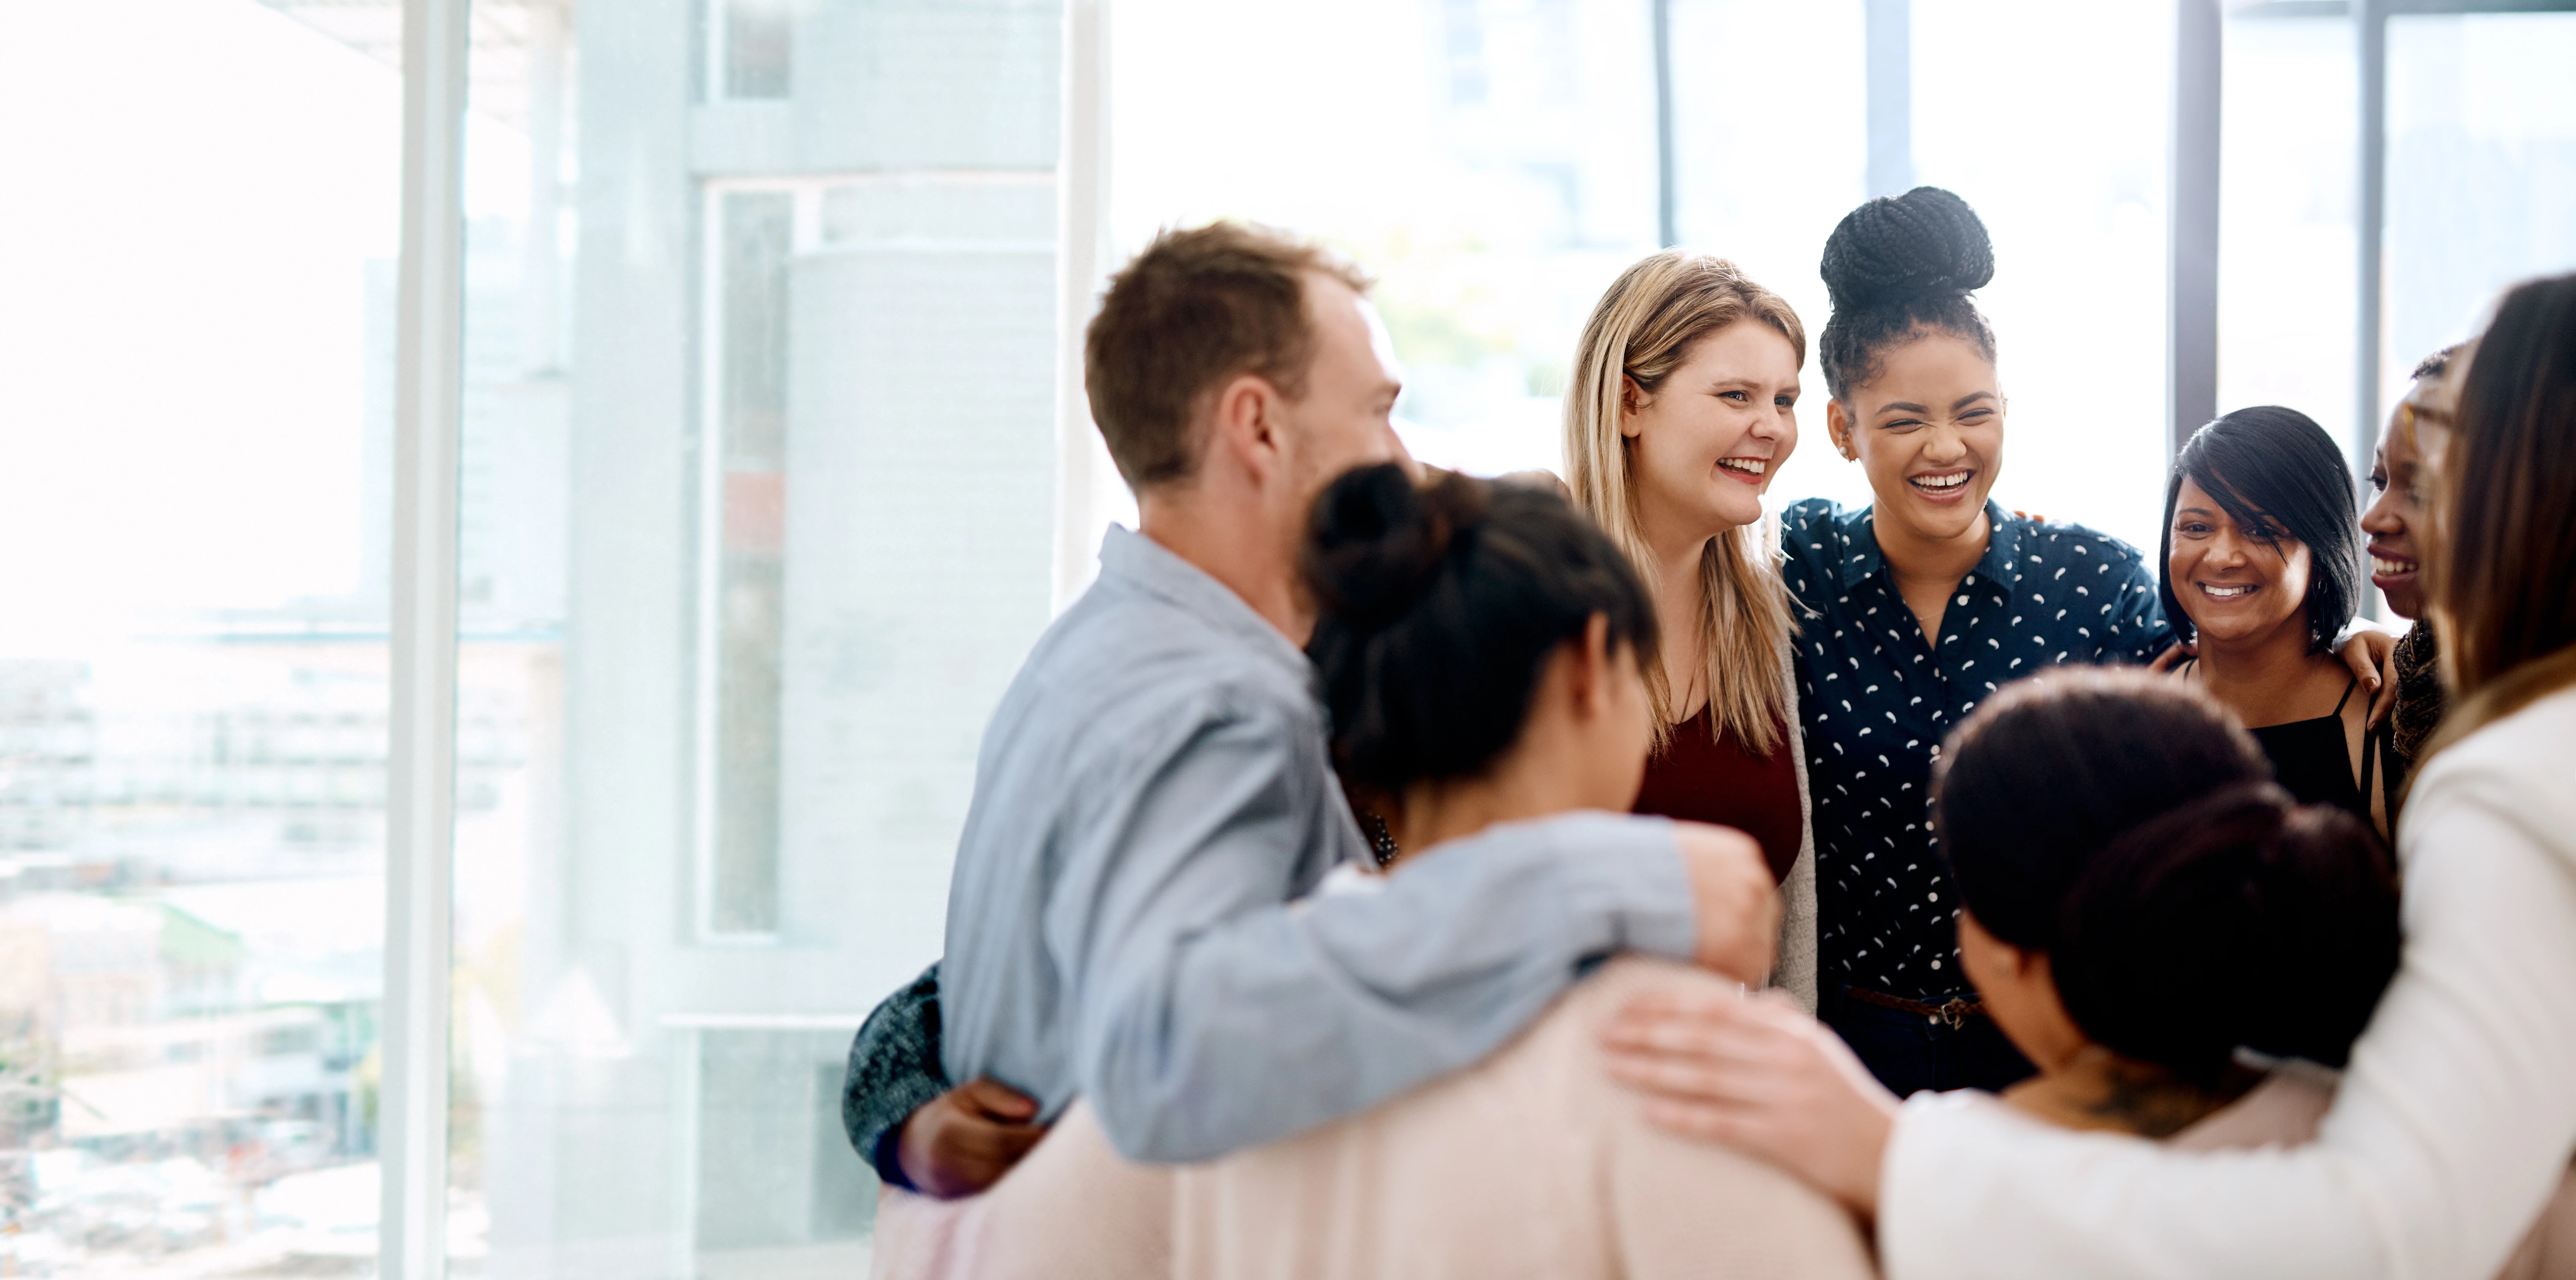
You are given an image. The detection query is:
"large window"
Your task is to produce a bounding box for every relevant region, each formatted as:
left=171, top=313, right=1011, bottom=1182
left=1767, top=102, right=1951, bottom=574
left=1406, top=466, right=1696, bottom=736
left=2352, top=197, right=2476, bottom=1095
left=447, top=1, right=1059, bottom=1275
left=2384, top=12, right=2576, bottom=388
left=0, top=1, right=400, bottom=1273
left=1107, top=0, right=2174, bottom=552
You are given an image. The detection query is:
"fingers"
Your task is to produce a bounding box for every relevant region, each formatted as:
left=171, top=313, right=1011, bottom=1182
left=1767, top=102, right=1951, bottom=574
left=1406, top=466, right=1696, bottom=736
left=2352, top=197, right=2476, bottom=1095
left=1672, top=824, right=1781, bottom=984
left=1637, top=1097, right=1753, bottom=1146
left=2369, top=643, right=2401, bottom=727
left=957, top=1075, right=1042, bottom=1122
left=1608, top=985, right=1738, bottom=1021
left=1598, top=994, right=1899, bottom=1216
left=2148, top=641, right=2186, bottom=673
left=1600, top=1010, right=1737, bottom=1058
left=963, top=1107, right=1051, bottom=1179
left=991, top=1118, right=1052, bottom=1155
left=901, top=1081, right=1051, bottom=1198
left=2340, top=627, right=2393, bottom=696
left=1600, top=998, right=1825, bottom=1117
left=1603, top=981, right=1814, bottom=1053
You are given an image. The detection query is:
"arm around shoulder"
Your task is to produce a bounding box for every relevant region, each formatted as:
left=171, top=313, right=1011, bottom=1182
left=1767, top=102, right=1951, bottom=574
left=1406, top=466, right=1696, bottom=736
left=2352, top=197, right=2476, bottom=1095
left=1877, top=704, right=2576, bottom=1280
left=1068, top=724, right=1711, bottom=1162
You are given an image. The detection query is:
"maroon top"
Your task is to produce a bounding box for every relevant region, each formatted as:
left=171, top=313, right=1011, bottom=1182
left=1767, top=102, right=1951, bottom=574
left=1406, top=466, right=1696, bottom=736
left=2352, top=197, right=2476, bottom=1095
left=1631, top=705, right=1802, bottom=884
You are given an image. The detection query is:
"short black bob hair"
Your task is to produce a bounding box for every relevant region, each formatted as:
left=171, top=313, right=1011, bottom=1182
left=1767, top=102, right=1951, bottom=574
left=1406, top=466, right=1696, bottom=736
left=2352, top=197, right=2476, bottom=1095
left=1304, top=464, right=1658, bottom=793
left=2159, top=405, right=2363, bottom=654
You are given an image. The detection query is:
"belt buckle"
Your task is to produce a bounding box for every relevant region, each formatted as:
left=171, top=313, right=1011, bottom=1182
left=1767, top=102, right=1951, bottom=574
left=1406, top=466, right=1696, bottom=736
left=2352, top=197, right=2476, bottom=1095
left=1935, top=997, right=1974, bottom=1030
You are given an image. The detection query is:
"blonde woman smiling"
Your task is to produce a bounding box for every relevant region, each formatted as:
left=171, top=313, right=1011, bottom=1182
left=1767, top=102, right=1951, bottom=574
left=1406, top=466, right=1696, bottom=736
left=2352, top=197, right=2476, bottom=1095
left=1563, top=250, right=1821, bottom=1008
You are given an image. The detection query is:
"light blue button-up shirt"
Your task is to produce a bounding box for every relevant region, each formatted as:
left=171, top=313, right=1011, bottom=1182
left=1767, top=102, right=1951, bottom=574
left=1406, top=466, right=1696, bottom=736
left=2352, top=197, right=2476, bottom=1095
left=940, top=526, right=1699, bottom=1162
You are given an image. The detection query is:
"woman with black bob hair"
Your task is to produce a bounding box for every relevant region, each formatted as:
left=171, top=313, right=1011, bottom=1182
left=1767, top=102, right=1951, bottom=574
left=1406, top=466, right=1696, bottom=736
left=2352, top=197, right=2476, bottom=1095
left=2162, top=406, right=2387, bottom=832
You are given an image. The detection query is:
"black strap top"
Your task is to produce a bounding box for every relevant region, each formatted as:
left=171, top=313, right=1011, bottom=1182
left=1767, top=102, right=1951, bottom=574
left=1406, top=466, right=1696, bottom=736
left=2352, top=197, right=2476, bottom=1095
left=2244, top=676, right=2376, bottom=822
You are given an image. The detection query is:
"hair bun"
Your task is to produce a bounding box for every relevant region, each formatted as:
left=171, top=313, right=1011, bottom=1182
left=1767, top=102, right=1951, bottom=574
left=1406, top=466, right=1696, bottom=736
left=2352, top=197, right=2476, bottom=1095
left=1819, top=186, right=1995, bottom=312
left=1305, top=464, right=1485, bottom=627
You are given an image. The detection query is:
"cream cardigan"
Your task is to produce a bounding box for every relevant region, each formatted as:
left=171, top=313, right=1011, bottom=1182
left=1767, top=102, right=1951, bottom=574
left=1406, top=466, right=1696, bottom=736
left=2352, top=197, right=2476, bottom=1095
left=1772, top=616, right=1821, bottom=1012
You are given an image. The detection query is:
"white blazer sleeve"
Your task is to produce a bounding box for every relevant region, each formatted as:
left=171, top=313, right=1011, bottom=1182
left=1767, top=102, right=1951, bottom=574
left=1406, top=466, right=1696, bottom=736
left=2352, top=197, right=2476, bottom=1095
left=1880, top=690, right=2576, bottom=1280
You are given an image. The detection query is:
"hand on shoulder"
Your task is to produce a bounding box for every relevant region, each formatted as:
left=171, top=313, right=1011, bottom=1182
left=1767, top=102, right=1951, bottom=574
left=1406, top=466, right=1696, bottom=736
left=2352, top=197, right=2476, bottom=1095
left=1670, top=821, right=1780, bottom=986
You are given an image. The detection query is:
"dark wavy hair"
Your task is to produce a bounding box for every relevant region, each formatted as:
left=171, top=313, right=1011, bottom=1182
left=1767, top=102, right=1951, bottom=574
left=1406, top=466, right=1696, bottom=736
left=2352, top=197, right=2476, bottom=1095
left=1937, top=667, right=2399, bottom=1088
left=1303, top=465, right=1658, bottom=792
left=2054, top=786, right=2399, bottom=1087
left=2160, top=405, right=2363, bottom=654
left=1817, top=186, right=1999, bottom=401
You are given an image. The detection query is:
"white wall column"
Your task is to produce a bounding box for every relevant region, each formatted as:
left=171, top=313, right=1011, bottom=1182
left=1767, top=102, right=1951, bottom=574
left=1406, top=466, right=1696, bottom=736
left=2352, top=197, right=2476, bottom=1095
left=1052, top=0, right=1116, bottom=612
left=382, top=0, right=468, bottom=1273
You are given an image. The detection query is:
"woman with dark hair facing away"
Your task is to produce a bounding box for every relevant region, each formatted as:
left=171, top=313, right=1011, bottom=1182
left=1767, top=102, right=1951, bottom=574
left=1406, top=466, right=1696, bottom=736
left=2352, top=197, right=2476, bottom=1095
left=1561, top=250, right=1820, bottom=1007
left=1763, top=669, right=2417, bottom=1201
left=872, top=461, right=1792, bottom=1280
left=2162, top=405, right=2390, bottom=834
left=1935, top=673, right=2399, bottom=1158
left=1745, top=187, right=2385, bottom=1098
left=1598, top=273, right=2576, bottom=1280
left=1174, top=463, right=1871, bottom=1280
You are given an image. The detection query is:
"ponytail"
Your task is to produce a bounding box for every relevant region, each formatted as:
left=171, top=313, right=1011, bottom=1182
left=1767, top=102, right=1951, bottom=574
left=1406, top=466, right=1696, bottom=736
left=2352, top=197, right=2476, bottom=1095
left=1304, top=464, right=1659, bottom=793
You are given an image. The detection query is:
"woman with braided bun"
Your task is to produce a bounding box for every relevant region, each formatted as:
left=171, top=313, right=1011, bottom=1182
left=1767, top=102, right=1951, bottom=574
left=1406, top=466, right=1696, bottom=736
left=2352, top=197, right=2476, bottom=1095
left=1745, top=186, right=2163, bottom=1095
left=1599, top=187, right=2390, bottom=1099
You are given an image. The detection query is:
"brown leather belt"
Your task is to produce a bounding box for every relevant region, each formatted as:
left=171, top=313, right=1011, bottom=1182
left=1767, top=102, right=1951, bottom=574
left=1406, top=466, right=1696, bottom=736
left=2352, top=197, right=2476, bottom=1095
left=1846, top=985, right=1987, bottom=1030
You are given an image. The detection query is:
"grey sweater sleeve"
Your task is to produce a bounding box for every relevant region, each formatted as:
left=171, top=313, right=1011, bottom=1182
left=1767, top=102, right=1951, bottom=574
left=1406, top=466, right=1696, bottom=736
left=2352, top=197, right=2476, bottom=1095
left=840, top=961, right=950, bottom=1189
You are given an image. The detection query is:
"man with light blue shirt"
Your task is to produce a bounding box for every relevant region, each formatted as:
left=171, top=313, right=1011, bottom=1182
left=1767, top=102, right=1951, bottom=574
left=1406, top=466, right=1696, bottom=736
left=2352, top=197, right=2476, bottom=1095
left=851, top=221, right=1777, bottom=1182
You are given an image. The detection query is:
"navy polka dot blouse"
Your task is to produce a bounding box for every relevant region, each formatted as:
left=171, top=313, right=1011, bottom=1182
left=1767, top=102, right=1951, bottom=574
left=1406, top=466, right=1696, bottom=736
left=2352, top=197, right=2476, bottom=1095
left=1781, top=497, right=2173, bottom=1003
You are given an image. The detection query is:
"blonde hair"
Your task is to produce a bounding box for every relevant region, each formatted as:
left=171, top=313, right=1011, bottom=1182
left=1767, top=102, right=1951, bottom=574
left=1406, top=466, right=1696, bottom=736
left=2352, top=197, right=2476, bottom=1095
left=1564, top=251, right=1805, bottom=755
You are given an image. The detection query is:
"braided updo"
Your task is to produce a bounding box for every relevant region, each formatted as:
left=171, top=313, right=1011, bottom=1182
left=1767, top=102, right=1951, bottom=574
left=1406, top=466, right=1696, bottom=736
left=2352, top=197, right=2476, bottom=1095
left=1817, top=186, right=1999, bottom=400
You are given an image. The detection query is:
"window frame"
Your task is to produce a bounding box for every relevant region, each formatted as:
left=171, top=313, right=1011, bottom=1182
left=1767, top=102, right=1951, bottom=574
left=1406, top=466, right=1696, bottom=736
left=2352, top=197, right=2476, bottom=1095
left=689, top=177, right=841, bottom=945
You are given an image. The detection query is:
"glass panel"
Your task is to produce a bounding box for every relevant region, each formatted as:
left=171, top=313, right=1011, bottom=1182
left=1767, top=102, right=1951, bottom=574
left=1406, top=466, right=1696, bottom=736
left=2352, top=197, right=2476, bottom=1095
left=0, top=1, right=398, bottom=1274
left=454, top=0, right=1062, bottom=1274
left=2217, top=10, right=2357, bottom=450
left=2386, top=12, right=2576, bottom=401
left=721, top=0, right=796, bottom=101
left=1909, top=0, right=2173, bottom=553
left=1111, top=0, right=1667, bottom=491
left=707, top=189, right=794, bottom=939
left=689, top=1029, right=871, bottom=1273
left=1666, top=0, right=1869, bottom=518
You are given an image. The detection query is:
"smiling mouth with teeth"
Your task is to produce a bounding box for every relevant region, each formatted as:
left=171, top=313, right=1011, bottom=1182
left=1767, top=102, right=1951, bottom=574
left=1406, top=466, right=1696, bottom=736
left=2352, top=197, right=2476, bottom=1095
left=2372, top=555, right=2418, bottom=576
left=1716, top=457, right=1768, bottom=477
left=2199, top=583, right=2257, bottom=598
left=1911, top=471, right=1970, bottom=491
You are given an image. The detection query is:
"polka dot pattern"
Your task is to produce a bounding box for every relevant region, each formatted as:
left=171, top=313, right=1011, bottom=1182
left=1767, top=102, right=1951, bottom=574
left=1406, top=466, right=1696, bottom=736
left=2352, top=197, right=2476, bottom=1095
left=1781, top=498, right=2171, bottom=1002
